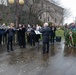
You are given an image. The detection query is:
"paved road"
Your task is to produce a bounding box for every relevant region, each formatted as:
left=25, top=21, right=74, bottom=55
left=0, top=41, right=76, bottom=75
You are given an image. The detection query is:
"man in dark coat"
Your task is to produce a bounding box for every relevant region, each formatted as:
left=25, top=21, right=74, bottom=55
left=21, top=25, right=26, bottom=48
left=17, top=24, right=22, bottom=47
left=29, top=25, right=36, bottom=46
left=50, top=23, right=56, bottom=44
left=40, top=22, right=51, bottom=54
left=6, top=23, right=15, bottom=52
left=17, top=24, right=26, bottom=48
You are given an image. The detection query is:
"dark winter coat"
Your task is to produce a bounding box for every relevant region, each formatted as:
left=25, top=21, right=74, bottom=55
left=40, top=26, right=51, bottom=43
left=6, top=28, right=15, bottom=38
left=50, top=26, right=56, bottom=37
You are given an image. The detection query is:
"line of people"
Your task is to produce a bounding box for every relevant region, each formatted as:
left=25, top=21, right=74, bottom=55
left=0, top=22, right=56, bottom=54
left=0, top=23, right=41, bottom=52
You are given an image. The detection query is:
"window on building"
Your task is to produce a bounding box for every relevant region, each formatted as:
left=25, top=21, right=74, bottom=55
left=48, top=6, right=50, bottom=10
left=48, top=17, right=49, bottom=21
left=40, top=15, right=42, bottom=19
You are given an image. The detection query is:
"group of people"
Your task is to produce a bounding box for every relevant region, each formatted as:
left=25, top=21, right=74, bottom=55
left=0, top=22, right=56, bottom=54
left=64, top=23, right=76, bottom=47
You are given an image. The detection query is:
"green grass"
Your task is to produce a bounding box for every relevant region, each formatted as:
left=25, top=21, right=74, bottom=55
left=56, top=29, right=64, bottom=39
left=39, top=28, right=64, bottom=40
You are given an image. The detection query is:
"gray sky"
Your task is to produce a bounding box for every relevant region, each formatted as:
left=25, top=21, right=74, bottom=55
left=50, top=0, right=75, bottom=24
left=60, top=0, right=76, bottom=24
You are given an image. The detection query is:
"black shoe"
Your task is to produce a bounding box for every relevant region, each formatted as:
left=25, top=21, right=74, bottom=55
left=11, top=49, right=13, bottom=51
left=23, top=46, right=26, bottom=48
left=46, top=51, right=49, bottom=54
left=46, top=50, right=49, bottom=53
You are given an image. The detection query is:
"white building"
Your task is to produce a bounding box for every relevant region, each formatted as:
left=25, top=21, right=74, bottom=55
left=21, top=0, right=64, bottom=26
left=38, top=0, right=64, bottom=26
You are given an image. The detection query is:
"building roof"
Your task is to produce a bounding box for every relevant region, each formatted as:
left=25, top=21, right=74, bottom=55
left=47, top=0, right=64, bottom=9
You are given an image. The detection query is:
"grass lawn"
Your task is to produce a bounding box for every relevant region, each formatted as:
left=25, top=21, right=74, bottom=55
left=39, top=28, right=64, bottom=40
left=56, top=29, right=64, bottom=39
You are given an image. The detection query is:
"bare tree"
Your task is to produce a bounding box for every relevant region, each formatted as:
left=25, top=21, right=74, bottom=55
left=24, top=0, right=61, bottom=24
left=63, top=8, right=71, bottom=22
left=0, top=0, right=65, bottom=25
left=24, top=0, right=43, bottom=24
left=0, top=0, right=8, bottom=24
left=50, top=0, right=72, bottom=25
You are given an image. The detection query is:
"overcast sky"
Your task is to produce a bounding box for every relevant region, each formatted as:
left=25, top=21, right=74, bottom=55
left=60, top=0, right=76, bottom=24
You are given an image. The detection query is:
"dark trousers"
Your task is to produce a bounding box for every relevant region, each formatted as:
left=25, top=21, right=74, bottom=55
left=27, top=35, right=30, bottom=44
left=0, top=35, right=2, bottom=45
left=30, top=35, right=35, bottom=46
left=2, top=34, right=7, bottom=44
left=50, top=36, right=55, bottom=43
left=42, top=42, right=49, bottom=54
left=7, top=37, right=13, bottom=51
left=18, top=36, right=26, bottom=48
left=36, top=34, right=40, bottom=48
left=18, top=36, right=22, bottom=47
left=22, top=37, right=26, bottom=48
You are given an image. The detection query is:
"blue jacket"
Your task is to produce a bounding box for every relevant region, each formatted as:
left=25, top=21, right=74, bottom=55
left=6, top=28, right=15, bottom=38
left=0, top=29, right=5, bottom=35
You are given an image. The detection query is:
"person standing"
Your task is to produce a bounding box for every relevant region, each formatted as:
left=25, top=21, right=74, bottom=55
left=35, top=24, right=41, bottom=47
left=29, top=25, right=36, bottom=46
left=26, top=24, right=32, bottom=44
left=0, top=24, right=6, bottom=45
left=1, top=23, right=7, bottom=45
left=50, top=23, right=56, bottom=44
left=17, top=24, right=26, bottom=48
left=17, top=24, right=22, bottom=47
left=21, top=25, right=26, bottom=48
left=39, top=22, right=51, bottom=54
left=64, top=24, right=68, bottom=44
left=6, top=23, right=15, bottom=52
